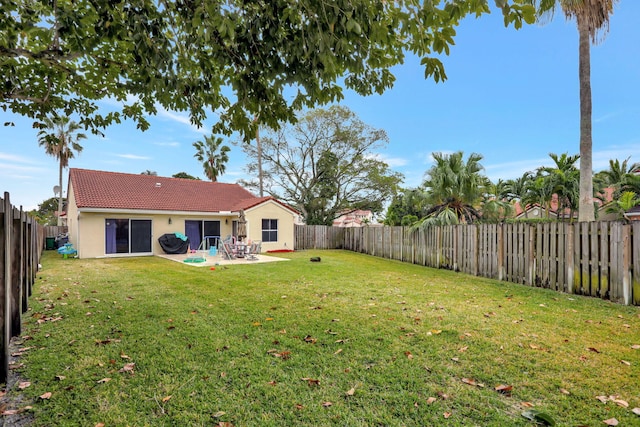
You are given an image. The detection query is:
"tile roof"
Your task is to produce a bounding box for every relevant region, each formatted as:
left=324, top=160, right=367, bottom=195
left=69, top=168, right=288, bottom=213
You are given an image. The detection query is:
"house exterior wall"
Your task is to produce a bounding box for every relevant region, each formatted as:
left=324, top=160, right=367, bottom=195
left=68, top=200, right=295, bottom=258
left=245, top=200, right=296, bottom=251
left=71, top=211, right=238, bottom=259
left=66, top=182, right=80, bottom=251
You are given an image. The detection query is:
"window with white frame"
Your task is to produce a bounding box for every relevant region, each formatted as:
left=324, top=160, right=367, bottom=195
left=262, top=219, right=278, bottom=242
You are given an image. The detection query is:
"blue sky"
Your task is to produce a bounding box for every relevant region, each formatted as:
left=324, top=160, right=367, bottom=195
left=2, top=2, right=639, bottom=210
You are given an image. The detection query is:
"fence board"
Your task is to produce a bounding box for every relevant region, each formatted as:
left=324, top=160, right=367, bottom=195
left=633, top=222, right=640, bottom=305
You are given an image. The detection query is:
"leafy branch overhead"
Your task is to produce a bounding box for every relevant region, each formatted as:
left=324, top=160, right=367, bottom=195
left=1, top=1, right=534, bottom=138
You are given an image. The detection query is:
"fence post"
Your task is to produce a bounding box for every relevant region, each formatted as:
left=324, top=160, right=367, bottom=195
left=622, top=224, right=632, bottom=305
left=497, top=224, right=504, bottom=281
left=565, top=223, right=573, bottom=294
left=633, top=222, right=640, bottom=305
left=11, top=206, right=22, bottom=336
left=1, top=193, right=11, bottom=383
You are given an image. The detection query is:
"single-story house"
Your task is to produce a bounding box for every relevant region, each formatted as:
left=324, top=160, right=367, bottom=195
left=66, top=168, right=298, bottom=258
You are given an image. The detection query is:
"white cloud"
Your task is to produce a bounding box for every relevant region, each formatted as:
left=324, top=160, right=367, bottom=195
left=0, top=152, right=43, bottom=165
left=153, top=141, right=180, bottom=147
left=156, top=108, right=209, bottom=135
left=594, top=111, right=620, bottom=123
left=365, top=153, right=408, bottom=167
left=116, top=154, right=151, bottom=160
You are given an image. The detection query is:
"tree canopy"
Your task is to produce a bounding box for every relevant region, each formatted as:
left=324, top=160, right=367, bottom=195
left=1, top=1, right=534, bottom=139
left=240, top=106, right=403, bottom=225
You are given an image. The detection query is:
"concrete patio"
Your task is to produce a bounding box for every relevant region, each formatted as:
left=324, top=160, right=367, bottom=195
left=156, top=251, right=289, bottom=267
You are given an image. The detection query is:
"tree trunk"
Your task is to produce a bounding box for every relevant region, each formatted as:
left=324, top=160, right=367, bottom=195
left=57, top=160, right=63, bottom=226
left=256, top=124, right=264, bottom=197
left=577, top=17, right=595, bottom=222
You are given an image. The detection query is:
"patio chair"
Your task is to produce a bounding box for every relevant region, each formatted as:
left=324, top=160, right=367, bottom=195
left=246, top=241, right=261, bottom=261
left=220, top=240, right=236, bottom=260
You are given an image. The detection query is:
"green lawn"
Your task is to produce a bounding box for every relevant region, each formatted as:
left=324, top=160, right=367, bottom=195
left=6, top=250, right=640, bottom=426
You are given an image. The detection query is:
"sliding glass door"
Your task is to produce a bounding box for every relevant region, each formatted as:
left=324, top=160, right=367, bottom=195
left=105, top=219, right=152, bottom=254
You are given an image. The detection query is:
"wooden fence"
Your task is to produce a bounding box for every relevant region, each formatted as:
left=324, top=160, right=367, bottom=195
left=295, top=222, right=640, bottom=306
left=0, top=192, right=43, bottom=384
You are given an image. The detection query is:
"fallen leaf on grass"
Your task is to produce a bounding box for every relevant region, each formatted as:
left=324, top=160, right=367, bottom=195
left=588, top=347, right=600, bottom=353
left=620, top=360, right=631, bottom=366
left=458, top=346, right=468, bottom=352
left=217, top=422, right=234, bottom=427
left=602, top=418, right=618, bottom=426
left=495, top=384, right=512, bottom=396
left=443, top=412, right=452, bottom=418
left=17, top=382, right=30, bottom=390
left=2, top=409, right=19, bottom=415
left=346, top=387, right=356, bottom=396
left=39, top=392, right=52, bottom=399
left=301, top=378, right=320, bottom=386
left=426, top=397, right=437, bottom=404
left=322, top=402, right=332, bottom=407
left=596, top=395, right=609, bottom=403
left=461, top=378, right=484, bottom=388
left=118, top=363, right=135, bottom=374
left=405, top=351, right=413, bottom=360
left=295, top=404, right=304, bottom=410
left=631, top=408, right=640, bottom=416
left=611, top=398, right=628, bottom=408
left=631, top=345, right=640, bottom=350
left=267, top=381, right=277, bottom=386
left=212, top=411, right=226, bottom=418
left=162, top=396, right=172, bottom=403
left=97, top=378, right=111, bottom=384
left=120, top=352, right=130, bottom=360
left=521, top=402, right=535, bottom=408
left=334, top=349, right=342, bottom=355
left=303, top=335, right=317, bottom=344
left=559, top=388, right=571, bottom=395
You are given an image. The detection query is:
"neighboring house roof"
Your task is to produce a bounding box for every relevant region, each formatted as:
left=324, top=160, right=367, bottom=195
left=69, top=168, right=298, bottom=214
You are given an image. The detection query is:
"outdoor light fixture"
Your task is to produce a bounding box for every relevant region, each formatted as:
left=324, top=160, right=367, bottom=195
left=225, top=219, right=228, bottom=224
left=168, top=217, right=172, bottom=224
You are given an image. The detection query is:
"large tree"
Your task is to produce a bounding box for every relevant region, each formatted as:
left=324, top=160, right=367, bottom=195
left=240, top=106, right=403, bottom=225
left=1, top=1, right=534, bottom=139
left=37, top=115, right=86, bottom=226
left=525, top=0, right=618, bottom=221
left=193, top=135, right=231, bottom=182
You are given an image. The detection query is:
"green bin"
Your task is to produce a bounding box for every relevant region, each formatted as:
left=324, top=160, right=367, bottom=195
left=45, top=237, right=56, bottom=250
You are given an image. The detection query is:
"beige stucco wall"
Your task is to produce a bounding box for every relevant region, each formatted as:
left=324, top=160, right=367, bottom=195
left=67, top=191, right=296, bottom=258
left=244, top=200, right=297, bottom=251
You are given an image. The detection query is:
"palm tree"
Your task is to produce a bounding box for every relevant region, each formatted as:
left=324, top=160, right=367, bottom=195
left=503, top=171, right=534, bottom=218
left=606, top=191, right=640, bottom=222
left=419, top=151, right=486, bottom=226
left=540, top=152, right=580, bottom=221
left=523, top=175, right=555, bottom=218
left=526, top=0, right=618, bottom=221
left=595, top=157, right=640, bottom=191
left=193, top=135, right=231, bottom=182
left=37, top=115, right=86, bottom=226
left=482, top=179, right=514, bottom=223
